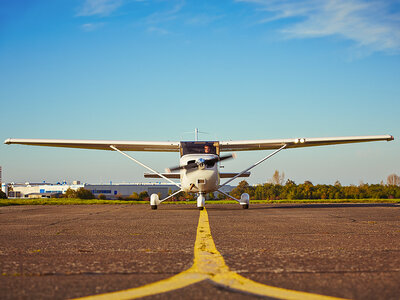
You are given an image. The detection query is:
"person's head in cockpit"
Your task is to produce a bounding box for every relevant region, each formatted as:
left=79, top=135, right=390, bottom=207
left=204, top=145, right=211, bottom=154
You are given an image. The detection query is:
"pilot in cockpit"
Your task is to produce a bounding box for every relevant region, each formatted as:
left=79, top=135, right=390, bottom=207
left=204, top=145, right=211, bottom=154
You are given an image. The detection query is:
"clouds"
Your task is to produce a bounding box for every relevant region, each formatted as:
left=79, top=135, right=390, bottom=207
left=145, top=0, right=185, bottom=24
left=237, top=0, right=400, bottom=54
left=76, top=0, right=185, bottom=34
left=81, top=22, right=105, bottom=31
left=77, top=0, right=124, bottom=17
left=74, top=0, right=400, bottom=55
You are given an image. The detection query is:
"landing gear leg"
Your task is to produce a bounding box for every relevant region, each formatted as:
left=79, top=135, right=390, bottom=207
left=150, top=194, right=160, bottom=210
left=149, top=189, right=183, bottom=210
left=197, top=193, right=205, bottom=210
left=217, top=189, right=250, bottom=209
left=240, top=193, right=250, bottom=209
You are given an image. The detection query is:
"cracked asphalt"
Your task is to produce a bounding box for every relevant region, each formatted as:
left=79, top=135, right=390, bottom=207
left=0, top=203, right=399, bottom=299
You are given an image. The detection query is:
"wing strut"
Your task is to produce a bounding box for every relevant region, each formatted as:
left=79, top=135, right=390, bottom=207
left=159, top=189, right=183, bottom=203
left=109, top=145, right=181, bottom=189
left=217, top=189, right=240, bottom=203
left=219, top=144, right=287, bottom=188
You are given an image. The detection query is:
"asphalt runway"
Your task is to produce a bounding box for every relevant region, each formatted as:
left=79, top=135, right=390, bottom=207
left=0, top=203, right=399, bottom=299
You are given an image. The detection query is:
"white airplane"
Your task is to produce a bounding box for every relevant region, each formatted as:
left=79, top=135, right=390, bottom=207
left=4, top=133, right=394, bottom=210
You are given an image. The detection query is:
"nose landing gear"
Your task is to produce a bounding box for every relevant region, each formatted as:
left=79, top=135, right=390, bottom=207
left=197, top=193, right=206, bottom=210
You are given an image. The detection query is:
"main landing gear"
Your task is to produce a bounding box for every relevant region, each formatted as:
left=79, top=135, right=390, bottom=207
left=150, top=192, right=206, bottom=210
left=150, top=194, right=160, bottom=210
left=216, top=189, right=250, bottom=209
left=240, top=193, right=250, bottom=209
left=150, top=189, right=185, bottom=210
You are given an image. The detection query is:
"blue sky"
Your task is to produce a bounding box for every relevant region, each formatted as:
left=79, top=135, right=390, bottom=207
left=1, top=0, right=399, bottom=186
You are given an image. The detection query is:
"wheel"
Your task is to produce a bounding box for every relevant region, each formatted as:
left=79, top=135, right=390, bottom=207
left=198, top=207, right=204, bottom=210
left=241, top=204, right=249, bottom=209
left=151, top=205, right=157, bottom=210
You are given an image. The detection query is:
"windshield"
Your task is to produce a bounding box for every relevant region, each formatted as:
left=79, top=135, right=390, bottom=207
left=180, top=141, right=219, bottom=156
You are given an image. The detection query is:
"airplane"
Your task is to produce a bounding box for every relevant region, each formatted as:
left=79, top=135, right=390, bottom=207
left=4, top=133, right=394, bottom=210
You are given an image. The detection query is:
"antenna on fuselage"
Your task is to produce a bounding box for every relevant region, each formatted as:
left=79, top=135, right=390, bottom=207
left=182, top=128, right=209, bottom=141
left=194, top=128, right=208, bottom=141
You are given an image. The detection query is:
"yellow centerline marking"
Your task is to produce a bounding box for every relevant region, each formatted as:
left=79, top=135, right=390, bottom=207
left=75, top=209, right=347, bottom=300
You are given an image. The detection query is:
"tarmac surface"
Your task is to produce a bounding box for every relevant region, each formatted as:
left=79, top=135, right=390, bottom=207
left=0, top=203, right=399, bottom=299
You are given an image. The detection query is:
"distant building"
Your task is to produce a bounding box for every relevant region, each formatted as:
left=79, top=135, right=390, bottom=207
left=5, top=181, right=235, bottom=199
left=7, top=182, right=84, bottom=198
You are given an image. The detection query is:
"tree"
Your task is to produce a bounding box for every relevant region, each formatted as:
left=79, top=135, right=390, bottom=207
left=128, top=192, right=139, bottom=200
left=0, top=190, right=7, bottom=199
left=64, top=188, right=77, bottom=198
left=139, top=191, right=149, bottom=200
left=285, top=179, right=295, bottom=186
left=217, top=192, right=226, bottom=200
left=271, top=170, right=285, bottom=185
left=76, top=188, right=95, bottom=199
left=230, top=180, right=250, bottom=198
left=387, top=174, right=400, bottom=186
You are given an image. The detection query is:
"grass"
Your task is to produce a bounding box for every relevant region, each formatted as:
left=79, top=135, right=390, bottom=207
left=0, top=198, right=399, bottom=206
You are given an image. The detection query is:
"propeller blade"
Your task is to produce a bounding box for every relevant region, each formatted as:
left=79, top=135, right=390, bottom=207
left=166, top=162, right=198, bottom=172
left=219, top=153, right=236, bottom=162
left=204, top=153, right=235, bottom=166
left=166, top=153, right=236, bottom=172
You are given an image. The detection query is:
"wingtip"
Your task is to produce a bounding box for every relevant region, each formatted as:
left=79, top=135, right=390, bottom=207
left=4, top=138, right=11, bottom=145
left=388, top=135, right=394, bottom=141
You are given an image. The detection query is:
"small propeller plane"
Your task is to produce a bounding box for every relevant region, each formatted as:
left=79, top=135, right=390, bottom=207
left=4, top=132, right=394, bottom=209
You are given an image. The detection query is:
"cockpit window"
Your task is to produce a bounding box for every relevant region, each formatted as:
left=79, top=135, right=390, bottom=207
left=180, top=141, right=219, bottom=156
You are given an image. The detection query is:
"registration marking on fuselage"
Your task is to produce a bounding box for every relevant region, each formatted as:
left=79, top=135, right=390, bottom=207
left=75, top=209, right=347, bottom=300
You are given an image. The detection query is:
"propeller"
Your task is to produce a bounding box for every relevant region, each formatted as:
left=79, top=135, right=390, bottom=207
left=166, top=154, right=236, bottom=172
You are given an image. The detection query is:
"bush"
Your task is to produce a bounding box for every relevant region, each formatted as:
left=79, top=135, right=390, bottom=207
left=98, top=194, right=107, bottom=200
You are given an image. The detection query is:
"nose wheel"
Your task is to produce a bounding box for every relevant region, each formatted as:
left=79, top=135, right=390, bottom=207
left=197, top=193, right=205, bottom=210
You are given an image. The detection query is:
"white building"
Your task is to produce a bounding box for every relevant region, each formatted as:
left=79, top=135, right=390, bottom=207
left=5, top=182, right=235, bottom=199
left=8, top=182, right=85, bottom=198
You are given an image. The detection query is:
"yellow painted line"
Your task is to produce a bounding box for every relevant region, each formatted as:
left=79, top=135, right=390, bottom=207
left=74, top=209, right=348, bottom=300
left=74, top=269, right=206, bottom=300
left=194, top=209, right=345, bottom=300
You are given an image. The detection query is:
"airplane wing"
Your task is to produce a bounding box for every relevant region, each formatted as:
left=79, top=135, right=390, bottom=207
left=4, top=138, right=180, bottom=152
left=4, top=135, right=394, bottom=152
left=219, top=135, right=394, bottom=152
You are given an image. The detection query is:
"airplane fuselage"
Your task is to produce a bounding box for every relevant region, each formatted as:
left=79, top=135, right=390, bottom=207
left=180, top=154, right=219, bottom=193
